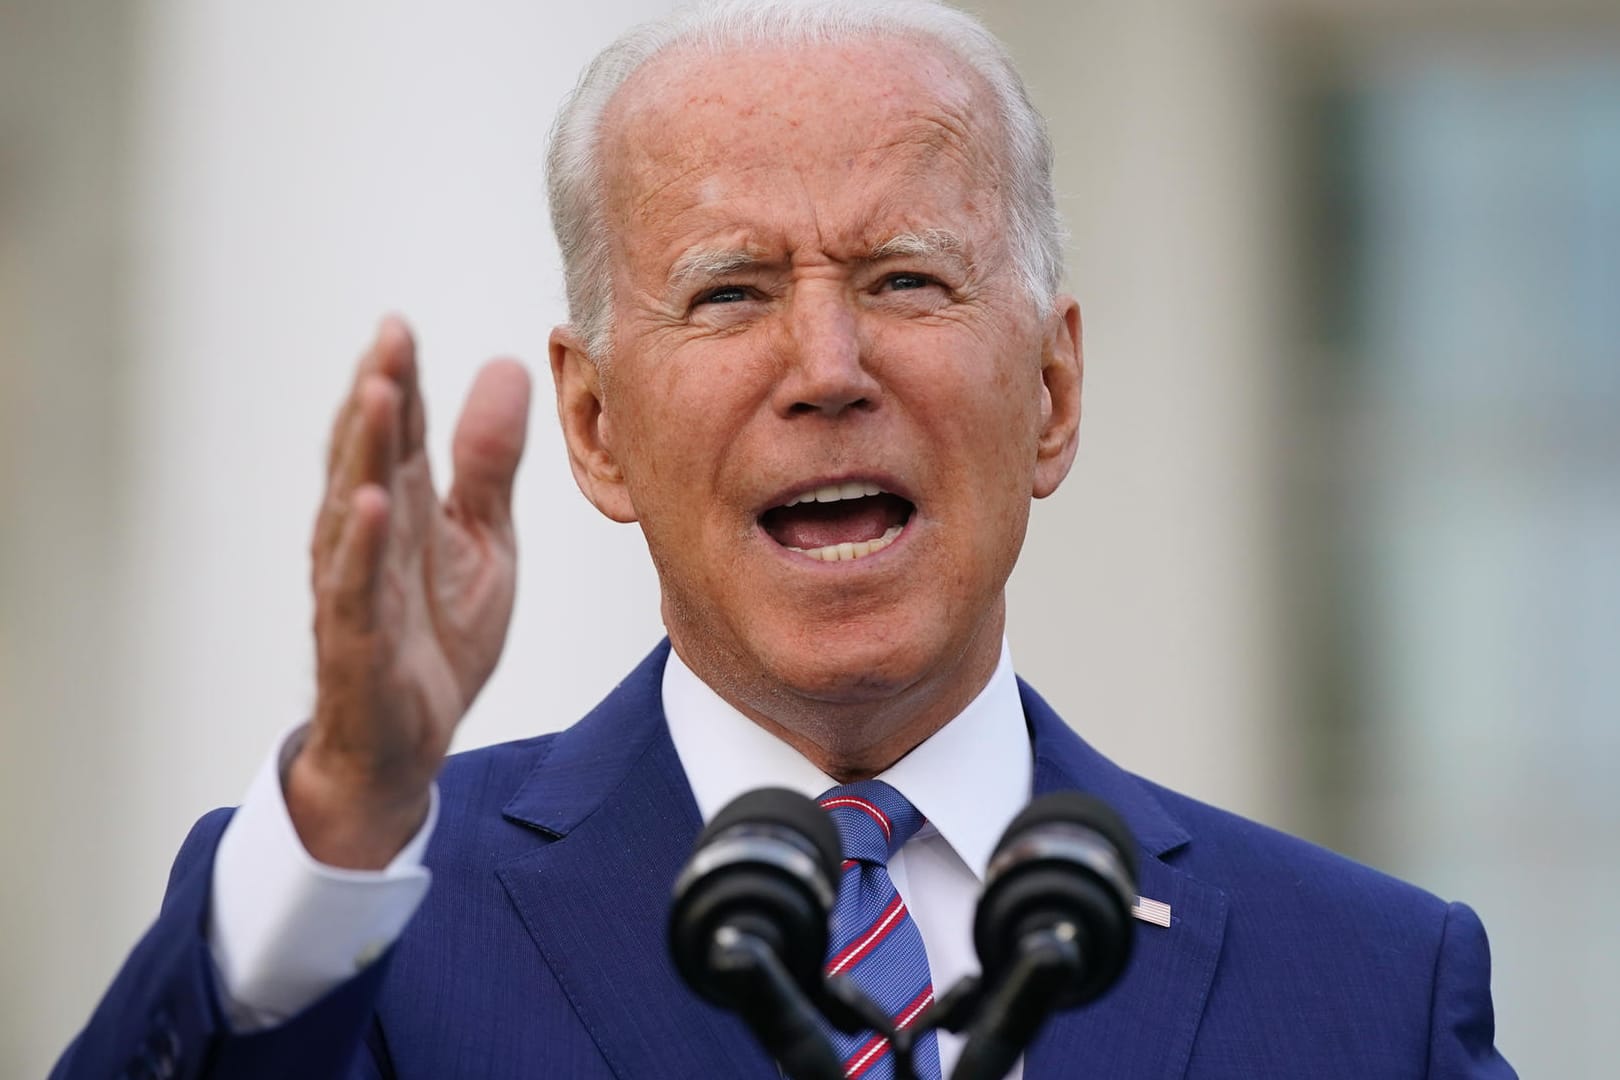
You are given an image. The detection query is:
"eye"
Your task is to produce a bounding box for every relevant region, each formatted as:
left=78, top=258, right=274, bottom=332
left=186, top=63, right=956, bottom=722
left=695, top=284, right=752, bottom=306
left=882, top=273, right=936, bottom=292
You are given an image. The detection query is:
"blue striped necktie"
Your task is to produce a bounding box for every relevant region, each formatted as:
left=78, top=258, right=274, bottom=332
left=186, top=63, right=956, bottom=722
left=816, top=780, right=944, bottom=1080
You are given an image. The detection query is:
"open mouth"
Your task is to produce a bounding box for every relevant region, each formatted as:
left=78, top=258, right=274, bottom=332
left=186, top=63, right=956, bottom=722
left=759, top=481, right=915, bottom=562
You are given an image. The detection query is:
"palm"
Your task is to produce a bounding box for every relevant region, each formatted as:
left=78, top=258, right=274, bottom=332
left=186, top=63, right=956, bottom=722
left=296, top=318, right=530, bottom=866
left=373, top=455, right=514, bottom=750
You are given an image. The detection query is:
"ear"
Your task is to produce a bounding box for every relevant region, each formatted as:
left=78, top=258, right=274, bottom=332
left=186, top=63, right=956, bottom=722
left=1032, top=296, right=1083, bottom=500
left=550, top=325, right=638, bottom=523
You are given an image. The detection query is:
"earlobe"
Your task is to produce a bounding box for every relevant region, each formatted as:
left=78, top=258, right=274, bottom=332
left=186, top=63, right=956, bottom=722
left=550, top=327, right=638, bottom=523
left=1032, top=297, right=1083, bottom=500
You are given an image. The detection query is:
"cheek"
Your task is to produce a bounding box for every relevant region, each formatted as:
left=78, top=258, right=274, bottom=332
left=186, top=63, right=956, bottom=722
left=610, top=349, right=767, bottom=520
left=905, top=368, right=1044, bottom=558
left=911, top=352, right=1043, bottom=462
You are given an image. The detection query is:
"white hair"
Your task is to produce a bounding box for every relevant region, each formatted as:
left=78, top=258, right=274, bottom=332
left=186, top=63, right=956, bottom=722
left=545, top=0, right=1066, bottom=360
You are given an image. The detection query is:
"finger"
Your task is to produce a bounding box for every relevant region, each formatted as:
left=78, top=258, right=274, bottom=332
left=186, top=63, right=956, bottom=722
left=326, top=314, right=422, bottom=477
left=314, top=376, right=401, bottom=568
left=446, top=358, right=532, bottom=527
left=325, top=385, right=359, bottom=481
left=373, top=313, right=426, bottom=458
left=323, top=483, right=392, bottom=635
left=314, top=400, right=366, bottom=568
left=314, top=316, right=413, bottom=566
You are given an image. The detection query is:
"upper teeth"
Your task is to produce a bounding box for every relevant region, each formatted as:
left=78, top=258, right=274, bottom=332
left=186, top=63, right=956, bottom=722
left=783, top=481, right=884, bottom=507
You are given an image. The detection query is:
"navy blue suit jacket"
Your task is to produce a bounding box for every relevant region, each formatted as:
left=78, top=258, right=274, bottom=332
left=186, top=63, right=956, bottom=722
left=55, top=642, right=1514, bottom=1078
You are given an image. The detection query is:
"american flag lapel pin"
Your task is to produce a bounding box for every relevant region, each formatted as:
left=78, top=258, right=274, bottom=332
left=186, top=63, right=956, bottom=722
left=1131, top=895, right=1172, bottom=927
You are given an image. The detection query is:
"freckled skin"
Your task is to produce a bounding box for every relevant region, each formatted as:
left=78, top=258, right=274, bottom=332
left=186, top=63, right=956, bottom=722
left=550, top=37, right=1083, bottom=779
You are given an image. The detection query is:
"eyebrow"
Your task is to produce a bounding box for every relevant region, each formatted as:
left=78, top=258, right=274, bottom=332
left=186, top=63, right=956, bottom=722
left=664, top=228, right=970, bottom=296
left=668, top=246, right=765, bottom=290
left=868, top=228, right=965, bottom=262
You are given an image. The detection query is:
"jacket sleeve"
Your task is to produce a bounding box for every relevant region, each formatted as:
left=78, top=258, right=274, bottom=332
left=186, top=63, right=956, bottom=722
left=1426, top=901, right=1517, bottom=1079
left=49, top=809, right=394, bottom=1080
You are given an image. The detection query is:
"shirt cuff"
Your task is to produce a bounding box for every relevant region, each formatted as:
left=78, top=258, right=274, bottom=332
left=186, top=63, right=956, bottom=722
left=206, top=724, right=438, bottom=1031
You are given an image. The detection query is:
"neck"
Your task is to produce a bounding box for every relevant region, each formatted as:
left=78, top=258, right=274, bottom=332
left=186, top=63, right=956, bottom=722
left=667, top=606, right=1007, bottom=782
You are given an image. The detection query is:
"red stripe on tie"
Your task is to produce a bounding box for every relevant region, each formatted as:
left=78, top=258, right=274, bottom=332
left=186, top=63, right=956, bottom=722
left=825, top=894, right=907, bottom=976
left=894, top=986, right=934, bottom=1030
left=842, top=987, right=935, bottom=1078
left=819, top=796, right=892, bottom=840
left=844, top=1032, right=890, bottom=1079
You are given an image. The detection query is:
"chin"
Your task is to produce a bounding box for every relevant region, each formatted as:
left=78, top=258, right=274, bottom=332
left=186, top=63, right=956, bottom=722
left=750, top=614, right=946, bottom=705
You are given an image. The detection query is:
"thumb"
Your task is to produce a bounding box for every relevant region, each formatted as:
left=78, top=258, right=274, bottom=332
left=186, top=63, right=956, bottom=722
left=447, top=358, right=532, bottom=526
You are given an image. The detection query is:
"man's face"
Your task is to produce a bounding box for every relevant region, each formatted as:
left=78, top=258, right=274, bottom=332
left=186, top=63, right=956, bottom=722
left=556, top=37, right=1081, bottom=751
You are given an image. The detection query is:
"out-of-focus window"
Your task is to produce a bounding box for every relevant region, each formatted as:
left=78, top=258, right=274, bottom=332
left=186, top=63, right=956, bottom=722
left=1310, top=34, right=1620, bottom=1078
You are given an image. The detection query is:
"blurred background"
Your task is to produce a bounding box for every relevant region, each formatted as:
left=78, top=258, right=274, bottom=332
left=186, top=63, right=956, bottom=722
left=2, top=0, right=1615, bottom=1075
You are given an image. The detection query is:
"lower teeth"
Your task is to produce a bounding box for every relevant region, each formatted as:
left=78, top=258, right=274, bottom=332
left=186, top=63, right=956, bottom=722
left=787, top=524, right=904, bottom=562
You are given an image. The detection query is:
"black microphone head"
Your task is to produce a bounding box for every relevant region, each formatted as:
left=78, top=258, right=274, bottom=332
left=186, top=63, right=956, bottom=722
left=669, top=788, right=843, bottom=1008
left=997, top=790, right=1138, bottom=869
left=697, top=787, right=845, bottom=880
left=974, top=791, right=1140, bottom=1008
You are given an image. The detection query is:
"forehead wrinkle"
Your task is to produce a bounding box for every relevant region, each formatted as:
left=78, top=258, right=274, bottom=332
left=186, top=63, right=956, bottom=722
left=869, top=90, right=995, bottom=172
left=625, top=157, right=723, bottom=224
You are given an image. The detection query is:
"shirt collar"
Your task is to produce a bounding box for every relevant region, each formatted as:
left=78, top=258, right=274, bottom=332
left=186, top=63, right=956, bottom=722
left=662, top=639, right=1032, bottom=881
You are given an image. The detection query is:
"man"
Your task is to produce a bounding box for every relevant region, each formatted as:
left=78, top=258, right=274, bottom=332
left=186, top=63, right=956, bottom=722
left=54, top=2, right=1514, bottom=1077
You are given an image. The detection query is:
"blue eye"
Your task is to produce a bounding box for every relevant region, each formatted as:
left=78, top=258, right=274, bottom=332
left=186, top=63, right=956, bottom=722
left=698, top=285, right=750, bottom=305
left=885, top=274, right=933, bottom=291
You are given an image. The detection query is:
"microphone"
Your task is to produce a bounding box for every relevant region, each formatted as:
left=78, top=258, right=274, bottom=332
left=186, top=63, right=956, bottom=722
left=952, top=792, right=1139, bottom=1080
left=669, top=788, right=846, bottom=1080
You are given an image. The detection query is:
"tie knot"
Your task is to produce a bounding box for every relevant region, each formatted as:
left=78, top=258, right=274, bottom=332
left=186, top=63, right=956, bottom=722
left=817, top=780, right=925, bottom=866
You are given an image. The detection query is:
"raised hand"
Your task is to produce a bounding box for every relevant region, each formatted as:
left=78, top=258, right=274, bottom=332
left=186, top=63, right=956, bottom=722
left=287, top=316, right=531, bottom=868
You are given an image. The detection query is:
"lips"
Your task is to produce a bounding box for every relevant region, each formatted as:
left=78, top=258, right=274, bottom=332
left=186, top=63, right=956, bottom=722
left=758, top=481, right=915, bottom=562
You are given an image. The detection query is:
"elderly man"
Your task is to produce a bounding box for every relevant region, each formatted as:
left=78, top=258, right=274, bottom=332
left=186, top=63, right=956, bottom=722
left=54, top=2, right=1512, bottom=1078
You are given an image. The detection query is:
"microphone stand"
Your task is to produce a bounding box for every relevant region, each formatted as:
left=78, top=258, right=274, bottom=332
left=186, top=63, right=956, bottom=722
left=692, top=847, right=1100, bottom=1080
left=820, top=976, right=927, bottom=1080
left=821, top=974, right=989, bottom=1080
left=708, top=925, right=845, bottom=1080
left=949, top=926, right=1083, bottom=1080
left=858, top=923, right=1082, bottom=1080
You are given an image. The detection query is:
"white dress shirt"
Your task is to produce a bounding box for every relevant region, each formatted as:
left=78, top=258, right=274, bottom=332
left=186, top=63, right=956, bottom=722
left=663, top=641, right=1032, bottom=1077
left=209, top=642, right=1033, bottom=1077
left=208, top=729, right=437, bottom=1030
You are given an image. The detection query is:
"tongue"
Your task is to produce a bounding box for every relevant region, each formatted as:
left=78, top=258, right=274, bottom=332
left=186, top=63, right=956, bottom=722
left=762, top=495, right=909, bottom=550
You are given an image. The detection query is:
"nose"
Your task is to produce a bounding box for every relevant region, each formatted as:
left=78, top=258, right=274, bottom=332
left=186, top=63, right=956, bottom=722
left=772, top=287, right=880, bottom=417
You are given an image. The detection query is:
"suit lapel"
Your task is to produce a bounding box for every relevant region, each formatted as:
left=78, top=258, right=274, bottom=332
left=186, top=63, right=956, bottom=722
left=494, top=643, right=776, bottom=1079
left=1019, top=679, right=1228, bottom=1080
left=488, top=647, right=1225, bottom=1079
